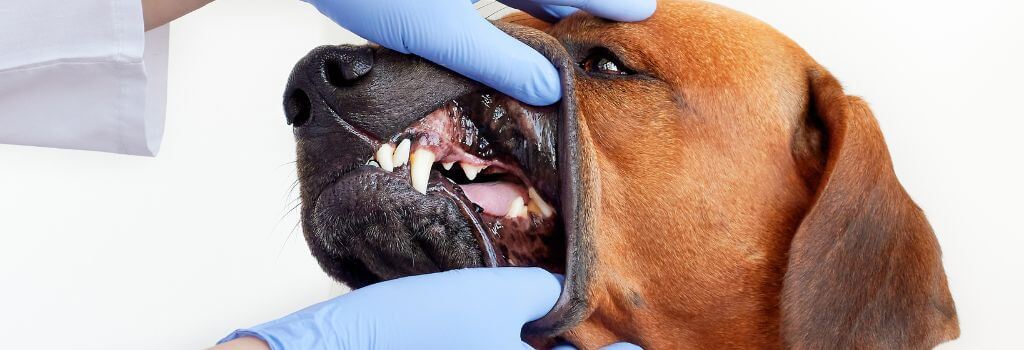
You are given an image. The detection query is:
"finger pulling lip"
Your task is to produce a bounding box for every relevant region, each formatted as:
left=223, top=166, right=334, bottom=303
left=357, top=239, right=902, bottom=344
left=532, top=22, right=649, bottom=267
left=295, top=21, right=589, bottom=339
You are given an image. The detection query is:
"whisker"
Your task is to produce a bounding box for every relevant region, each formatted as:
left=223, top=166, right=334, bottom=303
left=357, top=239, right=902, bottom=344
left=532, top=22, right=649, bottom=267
left=276, top=220, right=304, bottom=260
left=477, top=1, right=501, bottom=11
left=484, top=4, right=511, bottom=20
left=473, top=0, right=497, bottom=10
left=283, top=201, right=302, bottom=219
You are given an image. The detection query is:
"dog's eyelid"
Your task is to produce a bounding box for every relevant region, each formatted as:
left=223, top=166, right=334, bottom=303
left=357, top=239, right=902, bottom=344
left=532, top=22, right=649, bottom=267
left=579, top=47, right=638, bottom=77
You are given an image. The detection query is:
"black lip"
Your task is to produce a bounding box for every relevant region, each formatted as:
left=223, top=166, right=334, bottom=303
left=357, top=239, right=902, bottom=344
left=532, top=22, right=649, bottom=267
left=315, top=163, right=502, bottom=267
left=520, top=32, right=591, bottom=337
left=430, top=175, right=503, bottom=267
left=288, top=22, right=592, bottom=340
left=313, top=88, right=560, bottom=270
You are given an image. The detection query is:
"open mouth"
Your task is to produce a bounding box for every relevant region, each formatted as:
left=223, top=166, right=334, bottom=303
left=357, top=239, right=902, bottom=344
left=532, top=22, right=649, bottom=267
left=289, top=25, right=588, bottom=339
left=356, top=92, right=566, bottom=273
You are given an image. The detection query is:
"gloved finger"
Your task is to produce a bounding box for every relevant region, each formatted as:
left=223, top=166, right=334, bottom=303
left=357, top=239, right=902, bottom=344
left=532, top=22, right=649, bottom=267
left=439, top=267, right=563, bottom=323
left=404, top=4, right=561, bottom=106
left=552, top=342, right=643, bottom=350
left=516, top=0, right=656, bottom=22
left=306, top=0, right=561, bottom=106
left=499, top=0, right=578, bottom=22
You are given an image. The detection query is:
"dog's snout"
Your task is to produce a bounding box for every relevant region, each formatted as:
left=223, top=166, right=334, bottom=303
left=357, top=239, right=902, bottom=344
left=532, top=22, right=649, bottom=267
left=284, top=88, right=311, bottom=127
left=283, top=43, right=483, bottom=140
left=283, top=45, right=375, bottom=128
left=326, top=46, right=374, bottom=85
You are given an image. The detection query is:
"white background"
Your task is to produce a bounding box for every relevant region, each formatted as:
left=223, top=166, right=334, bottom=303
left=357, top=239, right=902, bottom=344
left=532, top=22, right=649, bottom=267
left=0, top=0, right=1020, bottom=349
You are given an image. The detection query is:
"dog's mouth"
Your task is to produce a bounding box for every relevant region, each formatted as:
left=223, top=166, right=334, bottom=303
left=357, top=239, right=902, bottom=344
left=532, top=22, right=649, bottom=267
left=352, top=92, right=566, bottom=272
left=291, top=24, right=588, bottom=340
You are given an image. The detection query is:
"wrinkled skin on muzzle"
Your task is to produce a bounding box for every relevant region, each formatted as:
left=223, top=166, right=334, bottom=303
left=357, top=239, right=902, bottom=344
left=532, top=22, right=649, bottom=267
left=284, top=21, right=594, bottom=340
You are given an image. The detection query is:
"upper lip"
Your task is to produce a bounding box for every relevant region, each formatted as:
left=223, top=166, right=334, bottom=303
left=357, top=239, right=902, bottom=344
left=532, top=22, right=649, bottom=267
left=294, top=22, right=586, bottom=339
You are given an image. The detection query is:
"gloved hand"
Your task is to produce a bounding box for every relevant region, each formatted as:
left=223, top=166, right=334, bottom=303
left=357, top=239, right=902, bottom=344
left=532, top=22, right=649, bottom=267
left=219, top=267, right=639, bottom=349
left=303, top=0, right=656, bottom=106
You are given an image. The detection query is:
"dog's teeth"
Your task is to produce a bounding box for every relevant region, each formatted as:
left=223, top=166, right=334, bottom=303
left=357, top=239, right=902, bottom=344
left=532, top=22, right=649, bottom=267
left=367, top=160, right=380, bottom=168
left=442, top=162, right=454, bottom=170
left=392, top=139, right=411, bottom=168
left=376, top=144, right=395, bottom=172
left=506, top=196, right=527, bottom=218
left=410, top=149, right=435, bottom=195
left=460, top=163, right=486, bottom=181
left=527, top=188, right=555, bottom=218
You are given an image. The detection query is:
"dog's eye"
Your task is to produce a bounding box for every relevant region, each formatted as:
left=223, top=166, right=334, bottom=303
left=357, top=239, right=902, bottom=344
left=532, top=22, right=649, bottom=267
left=580, top=49, right=635, bottom=76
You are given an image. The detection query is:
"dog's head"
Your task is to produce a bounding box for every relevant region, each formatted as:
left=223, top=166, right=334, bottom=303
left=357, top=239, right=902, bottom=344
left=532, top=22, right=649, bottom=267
left=286, top=0, right=958, bottom=348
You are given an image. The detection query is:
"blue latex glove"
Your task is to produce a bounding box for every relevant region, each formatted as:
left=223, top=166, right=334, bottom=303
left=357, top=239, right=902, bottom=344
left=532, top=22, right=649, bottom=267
left=554, top=343, right=642, bottom=350
left=219, top=267, right=638, bottom=349
left=304, top=0, right=656, bottom=106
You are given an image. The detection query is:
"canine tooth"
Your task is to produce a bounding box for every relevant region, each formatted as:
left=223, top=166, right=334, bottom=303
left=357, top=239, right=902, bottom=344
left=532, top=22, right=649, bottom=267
left=442, top=162, right=454, bottom=170
left=528, top=188, right=555, bottom=218
left=460, top=163, right=486, bottom=181
left=376, top=144, right=395, bottom=172
left=393, top=139, right=411, bottom=168
left=506, top=197, right=527, bottom=218
left=410, top=149, right=435, bottom=195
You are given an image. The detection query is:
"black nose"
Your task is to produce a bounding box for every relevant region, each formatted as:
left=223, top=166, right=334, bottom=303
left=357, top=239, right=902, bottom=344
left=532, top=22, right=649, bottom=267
left=284, top=44, right=481, bottom=142
left=284, top=45, right=374, bottom=127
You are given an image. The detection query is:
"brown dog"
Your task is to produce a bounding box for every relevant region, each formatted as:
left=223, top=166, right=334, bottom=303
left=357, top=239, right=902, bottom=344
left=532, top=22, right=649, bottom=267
left=504, top=1, right=962, bottom=348
left=284, top=0, right=959, bottom=348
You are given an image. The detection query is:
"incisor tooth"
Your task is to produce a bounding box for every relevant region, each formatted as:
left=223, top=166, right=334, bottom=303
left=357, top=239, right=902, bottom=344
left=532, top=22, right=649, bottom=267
left=375, top=144, right=394, bottom=172
left=528, top=188, right=555, bottom=218
left=506, top=197, right=527, bottom=218
left=460, top=163, right=486, bottom=181
left=442, top=162, right=454, bottom=170
left=392, top=139, right=411, bottom=168
left=410, top=149, right=435, bottom=194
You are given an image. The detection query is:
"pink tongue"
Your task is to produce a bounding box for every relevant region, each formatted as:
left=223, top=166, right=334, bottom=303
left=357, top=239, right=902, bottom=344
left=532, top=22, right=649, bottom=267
left=460, top=182, right=527, bottom=216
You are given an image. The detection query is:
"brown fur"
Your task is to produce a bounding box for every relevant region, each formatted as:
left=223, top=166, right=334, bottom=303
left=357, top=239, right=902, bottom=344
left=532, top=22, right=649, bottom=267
left=505, top=1, right=958, bottom=348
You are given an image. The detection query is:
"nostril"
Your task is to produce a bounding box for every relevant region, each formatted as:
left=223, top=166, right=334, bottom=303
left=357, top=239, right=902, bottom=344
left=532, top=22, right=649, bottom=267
left=324, top=48, right=374, bottom=88
left=285, top=89, right=311, bottom=127
left=325, top=64, right=355, bottom=88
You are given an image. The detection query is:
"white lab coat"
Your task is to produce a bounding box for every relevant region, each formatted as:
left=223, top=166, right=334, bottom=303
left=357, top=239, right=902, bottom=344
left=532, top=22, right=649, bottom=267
left=0, top=0, right=169, bottom=156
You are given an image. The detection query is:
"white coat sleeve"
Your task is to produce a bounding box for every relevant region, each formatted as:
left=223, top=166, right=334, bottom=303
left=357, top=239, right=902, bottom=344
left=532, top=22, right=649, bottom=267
left=0, top=0, right=169, bottom=156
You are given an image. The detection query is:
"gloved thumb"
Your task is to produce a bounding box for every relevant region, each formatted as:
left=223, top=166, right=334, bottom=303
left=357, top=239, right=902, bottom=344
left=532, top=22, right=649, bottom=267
left=502, top=0, right=656, bottom=22
left=405, top=7, right=562, bottom=106
left=452, top=267, right=563, bottom=324
left=552, top=342, right=644, bottom=350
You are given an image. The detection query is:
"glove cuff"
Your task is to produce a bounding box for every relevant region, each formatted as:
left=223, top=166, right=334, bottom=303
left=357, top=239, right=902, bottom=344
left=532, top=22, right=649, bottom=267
left=217, top=329, right=282, bottom=350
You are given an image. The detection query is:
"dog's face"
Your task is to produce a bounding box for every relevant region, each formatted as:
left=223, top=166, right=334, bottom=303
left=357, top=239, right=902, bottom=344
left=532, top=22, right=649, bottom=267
left=286, top=0, right=958, bottom=348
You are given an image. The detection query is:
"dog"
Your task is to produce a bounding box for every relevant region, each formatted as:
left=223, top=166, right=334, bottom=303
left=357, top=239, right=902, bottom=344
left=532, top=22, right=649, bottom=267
left=283, top=0, right=959, bottom=348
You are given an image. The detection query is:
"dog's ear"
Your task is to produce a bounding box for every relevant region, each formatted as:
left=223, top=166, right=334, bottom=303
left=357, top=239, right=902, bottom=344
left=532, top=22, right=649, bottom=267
left=781, top=67, right=959, bottom=349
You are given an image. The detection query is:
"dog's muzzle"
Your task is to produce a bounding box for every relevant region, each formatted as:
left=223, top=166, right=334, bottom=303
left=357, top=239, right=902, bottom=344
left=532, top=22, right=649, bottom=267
left=284, top=21, right=592, bottom=340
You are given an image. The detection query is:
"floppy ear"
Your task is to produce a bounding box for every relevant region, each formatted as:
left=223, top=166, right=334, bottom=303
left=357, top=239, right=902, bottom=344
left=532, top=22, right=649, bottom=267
left=781, top=67, right=959, bottom=349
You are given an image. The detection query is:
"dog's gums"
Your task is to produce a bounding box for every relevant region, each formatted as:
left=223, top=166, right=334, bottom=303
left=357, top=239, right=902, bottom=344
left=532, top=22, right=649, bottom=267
left=361, top=93, right=566, bottom=270
left=285, top=18, right=589, bottom=339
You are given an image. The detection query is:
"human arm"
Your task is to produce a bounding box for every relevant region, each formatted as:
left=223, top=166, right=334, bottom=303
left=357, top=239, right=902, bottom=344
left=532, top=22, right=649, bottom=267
left=141, top=0, right=215, bottom=31
left=210, top=336, right=269, bottom=350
